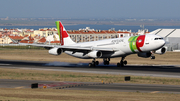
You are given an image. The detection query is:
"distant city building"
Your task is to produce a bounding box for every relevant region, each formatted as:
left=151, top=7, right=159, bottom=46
left=0, top=27, right=136, bottom=45
left=34, top=28, right=57, bottom=37
left=68, top=27, right=134, bottom=43
left=0, top=35, right=13, bottom=44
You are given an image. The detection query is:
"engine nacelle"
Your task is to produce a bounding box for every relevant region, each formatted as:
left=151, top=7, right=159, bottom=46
left=48, top=47, right=63, bottom=55
left=154, top=46, right=167, bottom=55
left=87, top=51, right=102, bottom=58
left=137, top=52, right=151, bottom=58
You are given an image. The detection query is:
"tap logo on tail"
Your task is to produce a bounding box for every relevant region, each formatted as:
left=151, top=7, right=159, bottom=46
left=55, top=21, right=68, bottom=45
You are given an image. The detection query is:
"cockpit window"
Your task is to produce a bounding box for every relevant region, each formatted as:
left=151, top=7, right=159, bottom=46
left=154, top=38, right=163, bottom=40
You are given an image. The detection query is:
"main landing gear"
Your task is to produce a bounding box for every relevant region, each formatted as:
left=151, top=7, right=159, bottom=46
left=103, top=58, right=110, bottom=65
left=117, top=57, right=127, bottom=67
left=88, top=58, right=110, bottom=67
left=88, top=57, right=127, bottom=67
left=89, top=54, right=155, bottom=67
left=89, top=58, right=99, bottom=67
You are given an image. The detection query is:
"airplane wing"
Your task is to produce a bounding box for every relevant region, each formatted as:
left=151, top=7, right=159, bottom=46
left=19, top=43, right=58, bottom=48
left=19, top=43, right=118, bottom=52
left=57, top=46, right=119, bottom=52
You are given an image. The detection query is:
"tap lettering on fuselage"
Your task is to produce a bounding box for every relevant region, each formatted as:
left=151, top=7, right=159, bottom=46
left=111, top=39, right=124, bottom=44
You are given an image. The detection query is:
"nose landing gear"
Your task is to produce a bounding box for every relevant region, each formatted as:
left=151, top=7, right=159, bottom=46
left=151, top=55, right=155, bottom=59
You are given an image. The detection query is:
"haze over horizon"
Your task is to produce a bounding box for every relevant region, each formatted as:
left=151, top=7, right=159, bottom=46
left=0, top=0, right=180, bottom=19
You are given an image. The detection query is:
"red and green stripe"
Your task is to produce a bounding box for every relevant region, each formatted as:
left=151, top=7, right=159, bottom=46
left=128, top=35, right=145, bottom=52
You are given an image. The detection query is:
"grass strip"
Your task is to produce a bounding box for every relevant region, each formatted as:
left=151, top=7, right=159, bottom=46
left=1, top=68, right=180, bottom=85
left=0, top=48, right=180, bottom=65
left=0, top=45, right=45, bottom=50
left=0, top=88, right=180, bottom=101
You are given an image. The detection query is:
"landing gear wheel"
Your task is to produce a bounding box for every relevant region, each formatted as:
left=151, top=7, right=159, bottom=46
left=117, top=62, right=124, bottom=67
left=89, top=63, right=92, bottom=67
left=103, top=58, right=110, bottom=65
left=104, top=61, right=106, bottom=65
left=95, top=61, right=99, bottom=65
left=106, top=61, right=109, bottom=65
left=117, top=63, right=120, bottom=67
left=123, top=60, right=127, bottom=65
left=151, top=56, right=155, bottom=59
left=121, top=63, right=124, bottom=67
left=89, top=63, right=95, bottom=67
left=107, top=61, right=109, bottom=65
left=104, top=61, right=109, bottom=65
left=117, top=57, right=126, bottom=67
left=92, top=61, right=95, bottom=66
left=89, top=59, right=99, bottom=67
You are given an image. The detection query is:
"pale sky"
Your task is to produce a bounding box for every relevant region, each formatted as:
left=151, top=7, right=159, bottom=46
left=0, top=0, right=180, bottom=19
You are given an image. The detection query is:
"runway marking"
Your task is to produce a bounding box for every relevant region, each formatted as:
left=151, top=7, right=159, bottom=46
left=150, top=91, right=160, bottom=93
left=15, top=86, right=25, bottom=89
left=0, top=63, right=11, bottom=66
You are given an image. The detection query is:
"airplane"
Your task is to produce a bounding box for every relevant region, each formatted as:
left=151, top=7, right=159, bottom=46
left=22, top=21, right=166, bottom=67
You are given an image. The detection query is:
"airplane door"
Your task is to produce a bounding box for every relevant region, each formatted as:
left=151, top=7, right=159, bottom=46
left=145, top=38, right=149, bottom=45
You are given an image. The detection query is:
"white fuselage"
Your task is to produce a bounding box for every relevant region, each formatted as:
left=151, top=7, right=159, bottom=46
left=64, top=34, right=165, bottom=59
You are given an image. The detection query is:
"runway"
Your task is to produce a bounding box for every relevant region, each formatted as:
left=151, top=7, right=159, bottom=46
left=0, top=60, right=180, bottom=78
left=0, top=60, right=180, bottom=93
left=1, top=79, right=180, bottom=93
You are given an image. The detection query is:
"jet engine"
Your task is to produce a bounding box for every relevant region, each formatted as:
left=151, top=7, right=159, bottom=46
left=153, top=46, right=167, bottom=55
left=87, top=51, right=102, bottom=58
left=137, top=52, right=151, bottom=58
left=48, top=47, right=63, bottom=55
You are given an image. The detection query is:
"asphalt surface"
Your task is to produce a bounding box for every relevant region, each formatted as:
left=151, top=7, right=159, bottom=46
left=69, top=83, right=180, bottom=93
left=1, top=79, right=180, bottom=93
left=0, top=59, right=180, bottom=78
left=0, top=60, right=180, bottom=93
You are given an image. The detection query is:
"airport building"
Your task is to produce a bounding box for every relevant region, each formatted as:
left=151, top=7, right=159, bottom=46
left=150, top=29, right=180, bottom=51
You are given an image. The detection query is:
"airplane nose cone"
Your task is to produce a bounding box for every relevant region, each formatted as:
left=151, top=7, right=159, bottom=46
left=157, top=39, right=166, bottom=48
left=162, top=39, right=166, bottom=46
